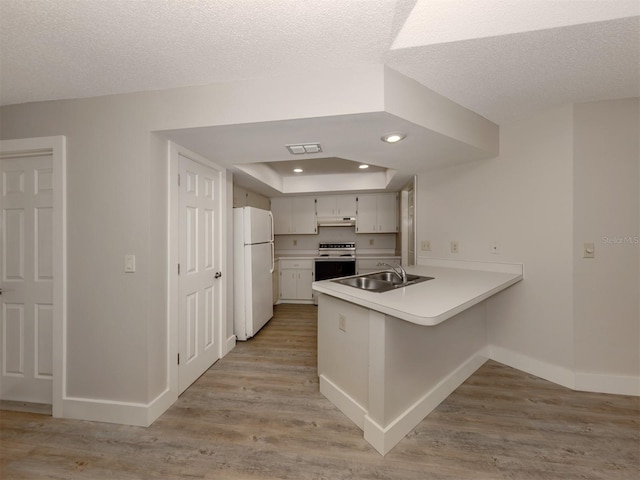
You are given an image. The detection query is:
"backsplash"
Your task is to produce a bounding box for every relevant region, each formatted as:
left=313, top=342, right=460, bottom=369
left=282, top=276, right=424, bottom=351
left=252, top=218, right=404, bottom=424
left=274, top=226, right=398, bottom=254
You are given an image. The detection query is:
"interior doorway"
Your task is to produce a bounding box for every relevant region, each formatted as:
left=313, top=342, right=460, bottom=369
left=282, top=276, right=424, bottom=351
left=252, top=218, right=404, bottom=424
left=0, top=136, right=66, bottom=416
left=168, top=142, right=227, bottom=396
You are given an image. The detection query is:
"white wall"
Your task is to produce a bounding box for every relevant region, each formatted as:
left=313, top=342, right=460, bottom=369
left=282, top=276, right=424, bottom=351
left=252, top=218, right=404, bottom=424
left=418, top=106, right=575, bottom=380
left=573, top=99, right=640, bottom=381
left=417, top=99, right=640, bottom=393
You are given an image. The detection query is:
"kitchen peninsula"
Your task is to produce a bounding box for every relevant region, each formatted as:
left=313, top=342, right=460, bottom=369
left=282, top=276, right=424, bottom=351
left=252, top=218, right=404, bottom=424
left=312, top=259, right=523, bottom=455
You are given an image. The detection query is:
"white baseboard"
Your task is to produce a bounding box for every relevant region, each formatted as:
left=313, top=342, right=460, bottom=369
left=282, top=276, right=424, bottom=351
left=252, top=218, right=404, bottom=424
left=491, top=345, right=640, bottom=397
left=224, top=334, right=236, bottom=357
left=63, top=397, right=152, bottom=427
left=319, top=375, right=367, bottom=430
left=364, top=351, right=489, bottom=455
left=489, top=345, right=575, bottom=389
left=574, top=372, right=640, bottom=396
left=146, top=388, right=176, bottom=425
left=321, top=351, right=489, bottom=456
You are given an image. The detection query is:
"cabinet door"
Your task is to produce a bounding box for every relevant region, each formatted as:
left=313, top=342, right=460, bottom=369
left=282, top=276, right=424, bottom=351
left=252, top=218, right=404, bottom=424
left=377, top=193, right=398, bottom=233
left=335, top=195, right=357, bottom=217
left=297, top=269, right=314, bottom=300
left=271, top=197, right=292, bottom=234
left=315, top=196, right=336, bottom=217
left=279, top=270, right=297, bottom=299
left=356, top=194, right=378, bottom=233
left=292, top=196, right=317, bottom=234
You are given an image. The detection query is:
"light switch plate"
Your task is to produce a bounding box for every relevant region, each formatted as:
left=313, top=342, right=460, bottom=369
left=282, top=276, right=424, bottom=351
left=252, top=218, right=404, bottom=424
left=584, top=242, right=595, bottom=259
left=125, top=254, right=136, bottom=273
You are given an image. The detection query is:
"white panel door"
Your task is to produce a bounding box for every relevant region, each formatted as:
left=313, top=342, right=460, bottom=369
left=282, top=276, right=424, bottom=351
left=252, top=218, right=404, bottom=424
left=0, top=153, right=53, bottom=403
left=178, top=153, right=222, bottom=394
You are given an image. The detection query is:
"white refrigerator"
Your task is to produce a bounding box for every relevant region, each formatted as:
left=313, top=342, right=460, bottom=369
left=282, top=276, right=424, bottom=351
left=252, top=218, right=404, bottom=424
left=233, top=207, right=275, bottom=340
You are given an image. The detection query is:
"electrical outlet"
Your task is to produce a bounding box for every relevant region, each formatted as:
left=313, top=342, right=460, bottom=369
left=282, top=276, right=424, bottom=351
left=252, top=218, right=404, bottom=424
left=338, top=314, right=346, bottom=332
left=450, top=241, right=459, bottom=254
left=293, top=239, right=297, bottom=246
left=369, top=238, right=374, bottom=246
left=584, top=242, right=595, bottom=258
left=421, top=240, right=431, bottom=251
left=490, top=242, right=500, bottom=255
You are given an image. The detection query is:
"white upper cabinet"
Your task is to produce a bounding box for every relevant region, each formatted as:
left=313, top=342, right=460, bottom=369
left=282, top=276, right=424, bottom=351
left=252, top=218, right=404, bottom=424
left=271, top=196, right=317, bottom=234
left=356, top=193, right=398, bottom=233
left=316, top=195, right=357, bottom=218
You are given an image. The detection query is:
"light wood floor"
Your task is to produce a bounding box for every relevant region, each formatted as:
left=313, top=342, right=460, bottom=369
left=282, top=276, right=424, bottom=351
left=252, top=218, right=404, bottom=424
left=1, top=304, right=638, bottom=479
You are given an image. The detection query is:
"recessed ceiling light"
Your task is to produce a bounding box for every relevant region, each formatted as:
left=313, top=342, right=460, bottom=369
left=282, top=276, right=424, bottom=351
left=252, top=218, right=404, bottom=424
left=381, top=132, right=406, bottom=143
left=293, top=168, right=303, bottom=173
left=359, top=164, right=369, bottom=169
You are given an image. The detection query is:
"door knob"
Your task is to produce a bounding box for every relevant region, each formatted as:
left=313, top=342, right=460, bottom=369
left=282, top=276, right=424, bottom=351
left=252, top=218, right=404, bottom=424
left=214, top=272, right=222, bottom=279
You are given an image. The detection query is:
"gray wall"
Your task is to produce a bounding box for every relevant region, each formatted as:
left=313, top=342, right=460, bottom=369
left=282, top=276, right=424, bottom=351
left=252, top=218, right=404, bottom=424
left=573, top=98, right=639, bottom=378
left=0, top=65, right=390, bottom=406
left=417, top=98, right=640, bottom=389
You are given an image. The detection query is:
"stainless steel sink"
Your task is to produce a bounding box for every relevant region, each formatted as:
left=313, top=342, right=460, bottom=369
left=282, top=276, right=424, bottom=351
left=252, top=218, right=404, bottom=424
left=333, top=271, right=434, bottom=293
left=335, top=276, right=393, bottom=291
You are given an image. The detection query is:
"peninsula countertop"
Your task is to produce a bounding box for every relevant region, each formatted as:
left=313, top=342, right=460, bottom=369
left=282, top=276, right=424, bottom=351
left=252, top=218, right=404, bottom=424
left=312, top=259, right=523, bottom=326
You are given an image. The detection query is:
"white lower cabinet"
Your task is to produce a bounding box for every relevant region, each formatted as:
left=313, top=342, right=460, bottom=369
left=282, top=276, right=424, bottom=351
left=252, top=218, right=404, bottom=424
left=279, top=259, right=314, bottom=302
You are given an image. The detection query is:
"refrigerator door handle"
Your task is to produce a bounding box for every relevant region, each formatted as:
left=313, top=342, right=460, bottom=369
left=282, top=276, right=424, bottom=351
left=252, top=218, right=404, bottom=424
left=268, top=210, right=274, bottom=242
left=270, top=242, right=275, bottom=273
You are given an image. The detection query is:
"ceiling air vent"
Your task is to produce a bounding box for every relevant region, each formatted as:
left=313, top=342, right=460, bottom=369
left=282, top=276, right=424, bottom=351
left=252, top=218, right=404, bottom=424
left=286, top=143, right=322, bottom=155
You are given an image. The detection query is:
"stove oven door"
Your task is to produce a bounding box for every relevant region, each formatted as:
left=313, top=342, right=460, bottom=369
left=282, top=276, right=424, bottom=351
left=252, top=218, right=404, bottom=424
left=313, top=258, right=356, bottom=305
left=314, top=258, right=356, bottom=282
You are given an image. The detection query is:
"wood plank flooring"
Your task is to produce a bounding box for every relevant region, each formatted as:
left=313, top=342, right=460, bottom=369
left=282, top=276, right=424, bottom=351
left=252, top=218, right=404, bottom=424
left=1, top=304, right=638, bottom=479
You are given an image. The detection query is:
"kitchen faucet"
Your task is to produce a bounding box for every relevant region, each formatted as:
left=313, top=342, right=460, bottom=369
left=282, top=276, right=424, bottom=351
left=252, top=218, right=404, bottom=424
left=377, top=262, right=408, bottom=284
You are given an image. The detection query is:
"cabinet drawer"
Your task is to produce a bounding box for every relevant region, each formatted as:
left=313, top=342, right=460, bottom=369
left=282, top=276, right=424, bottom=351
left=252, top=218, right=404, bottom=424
left=279, top=259, right=313, bottom=269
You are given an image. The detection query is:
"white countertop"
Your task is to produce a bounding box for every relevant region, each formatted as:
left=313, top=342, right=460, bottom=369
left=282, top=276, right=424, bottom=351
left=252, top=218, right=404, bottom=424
left=312, top=261, right=523, bottom=326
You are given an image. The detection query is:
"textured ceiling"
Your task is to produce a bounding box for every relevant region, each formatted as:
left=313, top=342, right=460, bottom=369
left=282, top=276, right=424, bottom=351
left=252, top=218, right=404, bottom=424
left=1, top=0, right=638, bottom=123
left=386, top=16, right=640, bottom=123
left=1, top=0, right=639, bottom=195
left=0, top=0, right=404, bottom=106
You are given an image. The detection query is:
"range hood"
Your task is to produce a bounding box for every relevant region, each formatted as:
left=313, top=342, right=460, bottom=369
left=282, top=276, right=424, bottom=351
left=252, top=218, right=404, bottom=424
left=317, top=216, right=356, bottom=227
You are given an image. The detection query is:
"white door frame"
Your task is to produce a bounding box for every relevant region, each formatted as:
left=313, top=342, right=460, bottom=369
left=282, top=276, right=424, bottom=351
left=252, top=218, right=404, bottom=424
left=167, top=142, right=228, bottom=396
left=0, top=136, right=66, bottom=415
